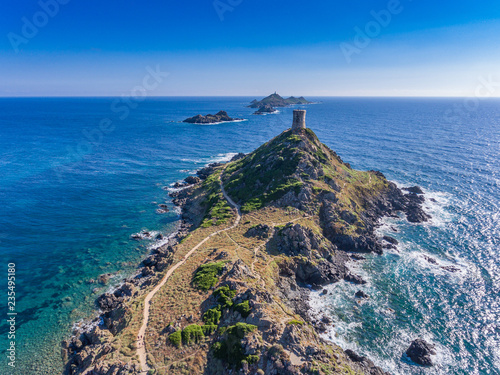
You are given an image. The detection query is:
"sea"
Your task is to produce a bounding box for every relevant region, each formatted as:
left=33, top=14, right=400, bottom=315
left=0, top=97, right=499, bottom=375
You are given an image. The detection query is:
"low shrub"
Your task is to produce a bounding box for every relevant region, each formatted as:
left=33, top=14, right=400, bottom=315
left=192, top=261, right=227, bottom=291
left=203, top=306, right=222, bottom=325
left=169, top=330, right=182, bottom=347
left=212, top=323, right=258, bottom=368
left=181, top=324, right=205, bottom=345
left=234, top=300, right=251, bottom=318
left=214, top=285, right=237, bottom=308
left=201, top=324, right=218, bottom=336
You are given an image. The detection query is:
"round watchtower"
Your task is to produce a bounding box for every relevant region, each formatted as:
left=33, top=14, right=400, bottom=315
left=292, top=110, right=306, bottom=132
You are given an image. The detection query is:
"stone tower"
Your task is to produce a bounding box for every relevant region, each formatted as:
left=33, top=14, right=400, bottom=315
left=292, top=110, right=306, bottom=132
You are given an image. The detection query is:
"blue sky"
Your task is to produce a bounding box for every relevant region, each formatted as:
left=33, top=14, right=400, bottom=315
left=1, top=0, right=500, bottom=96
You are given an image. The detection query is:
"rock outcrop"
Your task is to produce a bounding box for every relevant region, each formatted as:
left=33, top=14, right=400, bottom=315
left=405, top=339, right=436, bottom=366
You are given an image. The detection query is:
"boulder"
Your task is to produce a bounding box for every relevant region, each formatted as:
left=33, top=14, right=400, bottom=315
left=382, top=235, right=398, bottom=245
left=403, top=186, right=424, bottom=195
left=355, top=290, right=369, bottom=299
left=344, top=273, right=367, bottom=285
left=405, top=339, right=436, bottom=366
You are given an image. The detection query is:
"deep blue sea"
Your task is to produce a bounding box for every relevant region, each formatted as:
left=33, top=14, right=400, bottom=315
left=0, top=97, right=499, bottom=375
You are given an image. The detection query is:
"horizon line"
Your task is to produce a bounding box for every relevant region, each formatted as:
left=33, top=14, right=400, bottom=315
left=1, top=95, right=500, bottom=99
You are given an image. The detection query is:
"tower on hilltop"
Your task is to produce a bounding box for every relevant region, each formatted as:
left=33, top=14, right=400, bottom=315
left=292, top=110, right=306, bottom=132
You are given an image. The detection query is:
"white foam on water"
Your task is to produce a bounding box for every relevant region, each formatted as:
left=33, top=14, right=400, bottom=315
left=191, top=119, right=248, bottom=125
left=180, top=152, right=238, bottom=166
left=309, top=284, right=456, bottom=374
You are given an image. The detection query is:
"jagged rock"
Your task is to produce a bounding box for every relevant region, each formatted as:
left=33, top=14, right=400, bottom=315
left=184, top=176, right=201, bottom=185
left=344, top=273, right=367, bottom=285
left=405, top=339, right=436, bottom=366
left=355, top=290, right=369, bottom=299
left=423, top=255, right=438, bottom=265
left=196, top=163, right=221, bottom=180
left=345, top=349, right=390, bottom=375
left=382, top=235, right=398, bottom=245
left=350, top=254, right=366, bottom=261
left=403, top=186, right=424, bottom=194
left=230, top=153, right=246, bottom=161
left=96, top=293, right=120, bottom=312
left=245, top=224, right=272, bottom=239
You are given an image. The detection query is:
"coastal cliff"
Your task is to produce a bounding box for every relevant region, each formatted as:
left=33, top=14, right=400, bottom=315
left=64, top=112, right=428, bottom=375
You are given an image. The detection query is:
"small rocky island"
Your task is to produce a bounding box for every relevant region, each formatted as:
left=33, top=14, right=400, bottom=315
left=183, top=110, right=242, bottom=124
left=249, top=92, right=312, bottom=115
left=64, top=110, right=429, bottom=375
left=253, top=104, right=278, bottom=115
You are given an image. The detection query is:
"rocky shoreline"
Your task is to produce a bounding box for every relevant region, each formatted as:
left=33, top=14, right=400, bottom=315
left=61, top=159, right=240, bottom=374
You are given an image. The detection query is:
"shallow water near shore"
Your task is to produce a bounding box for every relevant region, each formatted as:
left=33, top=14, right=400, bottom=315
left=0, top=97, right=499, bottom=374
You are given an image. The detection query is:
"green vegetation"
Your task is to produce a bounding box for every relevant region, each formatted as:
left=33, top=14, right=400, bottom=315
left=246, top=355, right=260, bottom=364
left=223, top=130, right=305, bottom=213
left=201, top=324, right=218, bottom=336
left=200, top=171, right=234, bottom=227
left=214, top=285, right=237, bottom=308
left=234, top=300, right=251, bottom=318
left=212, top=323, right=259, bottom=368
left=192, top=261, right=228, bottom=291
left=168, top=330, right=182, bottom=348
left=181, top=324, right=205, bottom=345
left=287, top=319, right=304, bottom=325
left=203, top=306, right=222, bottom=325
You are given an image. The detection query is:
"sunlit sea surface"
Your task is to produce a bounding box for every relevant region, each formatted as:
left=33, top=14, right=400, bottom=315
left=0, top=97, right=498, bottom=374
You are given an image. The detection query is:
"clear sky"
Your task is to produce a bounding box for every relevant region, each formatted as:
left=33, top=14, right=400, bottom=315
left=1, top=0, right=500, bottom=96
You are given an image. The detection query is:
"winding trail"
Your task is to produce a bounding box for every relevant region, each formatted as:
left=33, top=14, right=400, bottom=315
left=137, top=174, right=241, bottom=374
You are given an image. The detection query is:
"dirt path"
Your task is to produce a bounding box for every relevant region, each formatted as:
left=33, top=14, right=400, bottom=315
left=137, top=175, right=241, bottom=374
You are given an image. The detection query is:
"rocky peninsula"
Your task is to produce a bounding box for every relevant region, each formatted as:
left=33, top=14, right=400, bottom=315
left=183, top=111, right=243, bottom=124
left=63, top=111, right=429, bottom=375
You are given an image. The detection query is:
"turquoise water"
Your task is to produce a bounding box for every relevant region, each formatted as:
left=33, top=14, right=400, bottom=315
left=0, top=97, right=499, bottom=374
